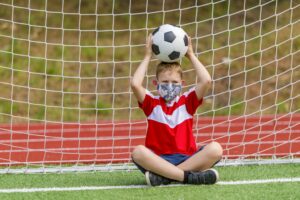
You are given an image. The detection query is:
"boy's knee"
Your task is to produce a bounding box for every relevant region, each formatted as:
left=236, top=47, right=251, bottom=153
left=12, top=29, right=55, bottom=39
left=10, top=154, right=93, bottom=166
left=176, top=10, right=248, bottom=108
left=131, top=145, right=147, bottom=162
left=208, top=141, right=223, bottom=160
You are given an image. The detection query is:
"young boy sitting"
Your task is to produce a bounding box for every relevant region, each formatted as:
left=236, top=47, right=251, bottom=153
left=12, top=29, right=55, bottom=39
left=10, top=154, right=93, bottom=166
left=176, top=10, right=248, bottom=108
left=130, top=35, right=223, bottom=186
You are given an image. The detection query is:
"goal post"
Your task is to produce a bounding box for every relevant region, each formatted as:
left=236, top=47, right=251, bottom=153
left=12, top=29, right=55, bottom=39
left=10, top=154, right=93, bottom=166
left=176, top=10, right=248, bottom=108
left=0, top=0, right=299, bottom=173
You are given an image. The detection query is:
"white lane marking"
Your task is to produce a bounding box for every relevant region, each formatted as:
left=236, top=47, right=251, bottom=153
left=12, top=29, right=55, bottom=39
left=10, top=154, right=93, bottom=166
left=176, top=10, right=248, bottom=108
left=0, top=177, right=299, bottom=193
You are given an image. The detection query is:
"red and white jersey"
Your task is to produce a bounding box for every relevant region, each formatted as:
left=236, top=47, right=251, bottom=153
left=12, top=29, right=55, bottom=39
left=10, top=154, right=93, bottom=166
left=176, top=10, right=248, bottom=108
left=138, top=87, right=203, bottom=156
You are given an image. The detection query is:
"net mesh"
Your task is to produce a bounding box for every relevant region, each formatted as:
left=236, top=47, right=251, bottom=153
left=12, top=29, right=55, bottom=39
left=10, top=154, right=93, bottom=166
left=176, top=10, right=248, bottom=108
left=0, top=0, right=299, bottom=172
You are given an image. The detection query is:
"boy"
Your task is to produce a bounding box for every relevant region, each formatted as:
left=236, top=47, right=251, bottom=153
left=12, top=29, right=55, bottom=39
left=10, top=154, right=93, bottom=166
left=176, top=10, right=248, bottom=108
left=130, top=35, right=223, bottom=186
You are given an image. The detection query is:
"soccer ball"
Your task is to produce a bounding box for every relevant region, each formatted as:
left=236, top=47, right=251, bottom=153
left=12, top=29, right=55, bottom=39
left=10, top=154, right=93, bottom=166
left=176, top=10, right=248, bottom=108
left=151, top=24, right=188, bottom=63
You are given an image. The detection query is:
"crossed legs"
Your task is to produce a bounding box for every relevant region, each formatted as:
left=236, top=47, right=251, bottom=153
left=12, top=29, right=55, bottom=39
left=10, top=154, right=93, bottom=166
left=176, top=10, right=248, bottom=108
left=131, top=141, right=223, bottom=182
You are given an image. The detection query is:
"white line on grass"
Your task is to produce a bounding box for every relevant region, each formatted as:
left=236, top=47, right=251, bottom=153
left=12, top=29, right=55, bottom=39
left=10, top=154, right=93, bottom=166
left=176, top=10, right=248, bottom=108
left=217, top=177, right=300, bottom=185
left=0, top=177, right=299, bottom=193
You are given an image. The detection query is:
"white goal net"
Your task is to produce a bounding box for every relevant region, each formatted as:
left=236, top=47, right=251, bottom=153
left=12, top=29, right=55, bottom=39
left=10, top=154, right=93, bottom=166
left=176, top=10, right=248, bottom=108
left=0, top=0, right=299, bottom=173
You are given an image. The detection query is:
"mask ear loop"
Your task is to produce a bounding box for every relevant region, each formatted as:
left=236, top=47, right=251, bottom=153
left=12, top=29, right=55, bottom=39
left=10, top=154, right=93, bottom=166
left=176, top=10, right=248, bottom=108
left=156, top=83, right=160, bottom=91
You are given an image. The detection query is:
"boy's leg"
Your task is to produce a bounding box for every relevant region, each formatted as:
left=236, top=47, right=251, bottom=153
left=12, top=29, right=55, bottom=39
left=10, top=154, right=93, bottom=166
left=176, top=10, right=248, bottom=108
left=132, top=145, right=184, bottom=182
left=177, top=141, right=223, bottom=172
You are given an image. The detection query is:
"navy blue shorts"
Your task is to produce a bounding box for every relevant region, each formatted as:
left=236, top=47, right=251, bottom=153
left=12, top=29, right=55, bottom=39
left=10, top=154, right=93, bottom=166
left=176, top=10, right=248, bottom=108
left=134, top=146, right=205, bottom=174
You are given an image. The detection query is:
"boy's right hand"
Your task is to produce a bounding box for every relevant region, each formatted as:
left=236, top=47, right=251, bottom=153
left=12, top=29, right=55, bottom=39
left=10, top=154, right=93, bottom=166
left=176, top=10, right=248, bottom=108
left=145, top=34, right=153, bottom=58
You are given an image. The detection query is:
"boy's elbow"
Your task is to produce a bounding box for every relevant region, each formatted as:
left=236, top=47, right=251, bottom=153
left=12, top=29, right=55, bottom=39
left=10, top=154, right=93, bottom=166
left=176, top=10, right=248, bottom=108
left=130, top=81, right=136, bottom=90
left=130, top=79, right=139, bottom=90
left=204, top=77, right=212, bottom=87
left=208, top=77, right=212, bottom=86
left=198, top=77, right=211, bottom=92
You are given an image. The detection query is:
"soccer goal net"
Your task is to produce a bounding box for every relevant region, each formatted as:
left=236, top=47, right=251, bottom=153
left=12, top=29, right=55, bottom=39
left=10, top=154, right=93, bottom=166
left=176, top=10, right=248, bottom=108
left=0, top=0, right=299, bottom=173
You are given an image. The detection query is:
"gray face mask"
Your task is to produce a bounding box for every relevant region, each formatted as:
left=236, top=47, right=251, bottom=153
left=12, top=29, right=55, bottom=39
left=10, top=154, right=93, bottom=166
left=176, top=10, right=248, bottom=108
left=157, top=82, right=182, bottom=102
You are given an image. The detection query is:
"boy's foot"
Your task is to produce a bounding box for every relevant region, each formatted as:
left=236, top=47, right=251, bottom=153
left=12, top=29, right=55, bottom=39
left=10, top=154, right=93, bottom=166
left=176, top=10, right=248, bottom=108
left=187, top=168, right=219, bottom=185
left=145, top=171, right=172, bottom=186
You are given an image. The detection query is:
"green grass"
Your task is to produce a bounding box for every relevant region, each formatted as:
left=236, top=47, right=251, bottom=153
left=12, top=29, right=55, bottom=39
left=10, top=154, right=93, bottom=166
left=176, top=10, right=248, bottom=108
left=0, top=164, right=299, bottom=200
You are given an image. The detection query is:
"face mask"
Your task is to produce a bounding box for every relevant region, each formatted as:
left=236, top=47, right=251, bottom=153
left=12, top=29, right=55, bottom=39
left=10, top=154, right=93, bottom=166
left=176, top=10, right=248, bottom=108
left=157, top=82, right=182, bottom=102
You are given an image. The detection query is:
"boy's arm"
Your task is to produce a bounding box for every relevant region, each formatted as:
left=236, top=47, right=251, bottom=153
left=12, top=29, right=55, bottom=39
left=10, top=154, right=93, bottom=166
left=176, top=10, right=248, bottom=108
left=130, top=35, right=152, bottom=103
left=185, top=37, right=212, bottom=100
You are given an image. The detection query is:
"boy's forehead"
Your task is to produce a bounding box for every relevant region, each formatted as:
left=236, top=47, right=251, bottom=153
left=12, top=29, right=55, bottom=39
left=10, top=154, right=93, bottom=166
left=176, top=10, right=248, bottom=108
left=157, top=69, right=182, bottom=81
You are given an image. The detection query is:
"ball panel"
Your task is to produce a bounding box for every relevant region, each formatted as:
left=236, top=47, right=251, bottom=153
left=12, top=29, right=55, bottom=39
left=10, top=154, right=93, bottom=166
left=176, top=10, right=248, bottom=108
left=152, top=44, right=160, bottom=55
left=164, top=31, right=176, bottom=43
left=152, top=27, right=160, bottom=36
left=168, top=51, right=180, bottom=60
left=172, top=36, right=188, bottom=56
left=152, top=27, right=165, bottom=43
left=159, top=24, right=175, bottom=33
left=184, top=35, right=188, bottom=46
left=155, top=42, right=174, bottom=62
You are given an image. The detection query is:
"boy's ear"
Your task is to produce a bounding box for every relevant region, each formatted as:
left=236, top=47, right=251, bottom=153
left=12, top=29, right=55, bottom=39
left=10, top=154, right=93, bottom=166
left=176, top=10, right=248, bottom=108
left=181, top=80, right=186, bottom=86
left=152, top=79, right=158, bottom=86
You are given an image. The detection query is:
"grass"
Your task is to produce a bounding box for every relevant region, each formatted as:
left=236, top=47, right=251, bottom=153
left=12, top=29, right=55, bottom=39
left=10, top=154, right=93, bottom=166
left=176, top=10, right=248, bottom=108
left=1, top=183, right=299, bottom=200
left=0, top=164, right=299, bottom=199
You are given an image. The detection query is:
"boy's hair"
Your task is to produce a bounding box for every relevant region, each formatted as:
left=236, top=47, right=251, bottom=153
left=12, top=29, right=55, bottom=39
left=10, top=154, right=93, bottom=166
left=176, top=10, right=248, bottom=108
left=156, top=62, right=183, bottom=79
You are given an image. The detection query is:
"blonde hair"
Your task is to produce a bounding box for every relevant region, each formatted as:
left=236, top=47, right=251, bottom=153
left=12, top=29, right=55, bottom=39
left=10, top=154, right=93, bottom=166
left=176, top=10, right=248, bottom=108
left=156, top=62, right=183, bottom=79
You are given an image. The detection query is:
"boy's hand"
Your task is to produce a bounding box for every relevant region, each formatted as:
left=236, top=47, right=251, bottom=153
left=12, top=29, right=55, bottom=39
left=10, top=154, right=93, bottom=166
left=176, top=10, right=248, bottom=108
left=145, top=34, right=153, bottom=58
left=185, top=36, right=195, bottom=59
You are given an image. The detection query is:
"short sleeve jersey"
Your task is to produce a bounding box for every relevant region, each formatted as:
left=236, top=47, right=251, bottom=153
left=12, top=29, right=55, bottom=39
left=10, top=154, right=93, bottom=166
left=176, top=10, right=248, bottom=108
left=138, top=87, right=203, bottom=156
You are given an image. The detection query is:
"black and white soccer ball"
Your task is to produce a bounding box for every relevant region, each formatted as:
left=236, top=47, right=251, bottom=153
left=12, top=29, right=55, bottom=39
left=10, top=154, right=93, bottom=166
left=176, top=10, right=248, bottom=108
left=152, top=24, right=188, bottom=63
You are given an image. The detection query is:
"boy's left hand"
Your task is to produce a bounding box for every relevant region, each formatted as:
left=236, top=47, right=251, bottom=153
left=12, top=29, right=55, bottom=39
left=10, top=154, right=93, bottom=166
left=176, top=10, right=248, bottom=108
left=185, top=37, right=195, bottom=59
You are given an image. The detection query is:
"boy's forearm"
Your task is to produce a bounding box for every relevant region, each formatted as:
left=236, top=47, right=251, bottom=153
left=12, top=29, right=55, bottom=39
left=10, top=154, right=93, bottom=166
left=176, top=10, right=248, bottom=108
left=131, top=55, right=151, bottom=88
left=188, top=54, right=211, bottom=84
left=131, top=35, right=152, bottom=103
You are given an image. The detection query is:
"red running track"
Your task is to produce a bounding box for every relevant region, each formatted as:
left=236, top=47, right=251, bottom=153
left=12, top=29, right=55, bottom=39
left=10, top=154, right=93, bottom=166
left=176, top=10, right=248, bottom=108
left=0, top=114, right=299, bottom=166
